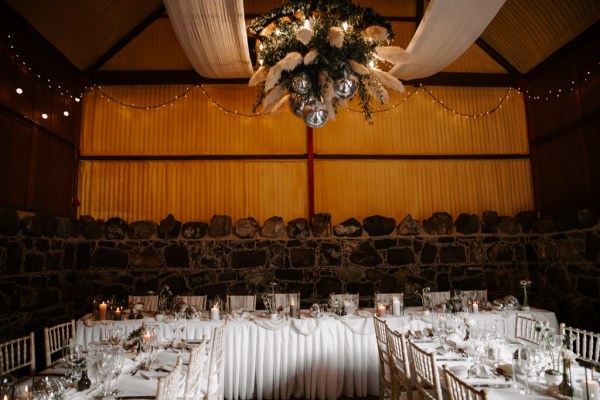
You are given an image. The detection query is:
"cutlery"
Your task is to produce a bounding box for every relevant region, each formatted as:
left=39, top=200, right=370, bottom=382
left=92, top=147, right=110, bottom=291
left=472, top=383, right=514, bottom=388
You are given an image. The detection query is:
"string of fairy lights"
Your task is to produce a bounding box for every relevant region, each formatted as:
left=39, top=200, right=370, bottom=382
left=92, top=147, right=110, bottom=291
left=3, top=34, right=87, bottom=121
left=5, top=32, right=599, bottom=122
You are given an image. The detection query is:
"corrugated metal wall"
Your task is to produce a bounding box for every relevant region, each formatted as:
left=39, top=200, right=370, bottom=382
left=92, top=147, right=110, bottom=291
left=79, top=84, right=534, bottom=224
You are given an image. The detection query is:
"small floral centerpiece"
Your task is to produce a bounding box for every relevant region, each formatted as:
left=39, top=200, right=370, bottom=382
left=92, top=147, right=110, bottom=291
left=559, top=332, right=577, bottom=396
left=415, top=287, right=431, bottom=311
left=519, top=280, right=531, bottom=310
left=262, top=282, right=278, bottom=315
left=149, top=285, right=173, bottom=315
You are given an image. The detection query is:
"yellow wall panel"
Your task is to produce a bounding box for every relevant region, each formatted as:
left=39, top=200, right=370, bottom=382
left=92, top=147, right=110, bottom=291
left=81, top=84, right=306, bottom=155
left=315, top=87, right=527, bottom=155
left=78, top=160, right=308, bottom=223
left=314, top=159, right=534, bottom=225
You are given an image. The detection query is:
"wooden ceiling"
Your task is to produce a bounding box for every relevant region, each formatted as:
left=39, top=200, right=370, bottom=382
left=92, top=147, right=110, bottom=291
left=4, top=0, right=600, bottom=85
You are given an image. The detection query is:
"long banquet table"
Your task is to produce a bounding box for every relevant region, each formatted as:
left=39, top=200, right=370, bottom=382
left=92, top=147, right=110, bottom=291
left=75, top=307, right=558, bottom=400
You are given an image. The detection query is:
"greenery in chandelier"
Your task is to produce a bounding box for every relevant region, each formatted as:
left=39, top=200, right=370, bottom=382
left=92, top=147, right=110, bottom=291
left=248, top=0, right=407, bottom=127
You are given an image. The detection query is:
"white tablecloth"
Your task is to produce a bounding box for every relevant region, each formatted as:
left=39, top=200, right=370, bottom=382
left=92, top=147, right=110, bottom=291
left=75, top=307, right=558, bottom=399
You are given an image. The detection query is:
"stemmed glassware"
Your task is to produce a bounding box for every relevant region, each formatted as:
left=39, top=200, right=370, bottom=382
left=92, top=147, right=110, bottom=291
left=518, top=347, right=535, bottom=394
left=63, top=340, right=84, bottom=384
left=96, top=349, right=115, bottom=397
left=108, top=325, right=123, bottom=346
left=111, top=345, right=124, bottom=395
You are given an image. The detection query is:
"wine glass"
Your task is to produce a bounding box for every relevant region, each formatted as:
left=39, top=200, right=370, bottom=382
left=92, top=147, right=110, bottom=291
left=96, top=350, right=115, bottom=397
left=108, top=326, right=123, bottom=346
left=111, top=345, right=124, bottom=395
left=63, top=341, right=84, bottom=383
left=518, top=347, right=534, bottom=394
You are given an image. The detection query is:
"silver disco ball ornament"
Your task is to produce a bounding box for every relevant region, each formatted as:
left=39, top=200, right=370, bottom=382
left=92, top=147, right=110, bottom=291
left=333, top=72, right=358, bottom=100
left=291, top=72, right=312, bottom=94
left=303, top=96, right=328, bottom=128
left=288, top=93, right=305, bottom=118
left=502, top=295, right=519, bottom=310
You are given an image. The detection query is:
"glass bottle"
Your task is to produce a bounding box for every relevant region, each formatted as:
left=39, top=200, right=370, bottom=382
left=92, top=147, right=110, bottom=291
left=77, top=367, right=91, bottom=391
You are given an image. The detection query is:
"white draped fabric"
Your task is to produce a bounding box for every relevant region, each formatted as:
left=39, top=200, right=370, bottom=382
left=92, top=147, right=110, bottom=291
left=75, top=307, right=557, bottom=400
left=390, top=0, right=506, bottom=80
left=163, top=0, right=254, bottom=79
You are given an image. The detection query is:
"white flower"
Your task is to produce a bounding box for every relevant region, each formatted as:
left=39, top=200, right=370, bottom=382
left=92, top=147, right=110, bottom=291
left=362, top=25, right=389, bottom=42
left=328, top=27, right=345, bottom=48
left=296, top=26, right=313, bottom=45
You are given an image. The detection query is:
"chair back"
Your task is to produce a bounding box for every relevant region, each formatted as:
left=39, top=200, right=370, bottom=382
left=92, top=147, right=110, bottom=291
left=429, top=291, right=450, bottom=308
left=564, top=326, right=600, bottom=364
left=443, top=364, right=487, bottom=400
left=515, top=315, right=543, bottom=344
left=272, top=293, right=300, bottom=311
left=176, top=295, right=207, bottom=311
left=386, top=325, right=413, bottom=400
left=43, top=319, right=76, bottom=367
left=0, top=332, right=36, bottom=376
left=183, top=340, right=208, bottom=400
left=373, top=315, right=393, bottom=400
left=408, top=340, right=443, bottom=400
left=226, top=295, right=256, bottom=312
left=128, top=295, right=159, bottom=312
left=156, top=355, right=183, bottom=400
left=206, top=323, right=227, bottom=400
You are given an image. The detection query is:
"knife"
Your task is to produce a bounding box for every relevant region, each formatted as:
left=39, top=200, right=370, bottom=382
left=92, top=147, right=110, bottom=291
left=472, top=383, right=515, bottom=388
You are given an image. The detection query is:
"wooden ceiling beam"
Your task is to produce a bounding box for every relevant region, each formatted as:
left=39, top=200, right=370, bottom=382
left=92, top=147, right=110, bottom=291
left=475, top=38, right=521, bottom=75
left=86, top=4, right=166, bottom=73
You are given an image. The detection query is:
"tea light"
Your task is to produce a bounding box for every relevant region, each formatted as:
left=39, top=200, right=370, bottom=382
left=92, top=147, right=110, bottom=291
left=114, top=307, right=121, bottom=320
left=99, top=302, right=107, bottom=320
left=210, top=306, right=220, bottom=321
left=377, top=303, right=386, bottom=317
left=392, top=298, right=401, bottom=316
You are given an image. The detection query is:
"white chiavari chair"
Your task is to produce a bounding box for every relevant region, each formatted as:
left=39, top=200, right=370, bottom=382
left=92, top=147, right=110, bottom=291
left=225, top=295, right=256, bottom=312
left=408, top=340, right=443, bottom=400
left=0, top=332, right=36, bottom=376
left=201, top=323, right=227, bottom=400
left=564, top=326, right=600, bottom=364
left=176, top=295, right=207, bottom=311
left=386, top=325, right=415, bottom=400
left=128, top=295, right=159, bottom=312
left=156, top=355, right=183, bottom=400
left=373, top=315, right=393, bottom=400
left=44, top=319, right=76, bottom=367
left=515, top=315, right=543, bottom=344
left=429, top=292, right=450, bottom=308
left=182, top=340, right=208, bottom=400
left=443, top=364, right=488, bottom=400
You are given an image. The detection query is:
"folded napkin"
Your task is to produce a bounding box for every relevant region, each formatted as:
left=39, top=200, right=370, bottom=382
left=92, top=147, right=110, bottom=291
left=140, top=371, right=168, bottom=380
left=496, top=363, right=513, bottom=378
left=469, top=364, right=495, bottom=378
left=436, top=345, right=452, bottom=356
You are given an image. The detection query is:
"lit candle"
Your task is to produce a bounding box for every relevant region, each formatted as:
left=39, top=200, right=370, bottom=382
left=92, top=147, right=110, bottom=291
left=114, top=307, right=121, bottom=320
left=392, top=299, right=401, bottom=316
left=210, top=306, right=220, bottom=321
left=377, top=303, right=386, bottom=317
left=559, top=323, right=566, bottom=336
left=99, top=302, right=107, bottom=320
left=289, top=299, right=297, bottom=319
left=472, top=302, right=479, bottom=313
left=143, top=330, right=151, bottom=343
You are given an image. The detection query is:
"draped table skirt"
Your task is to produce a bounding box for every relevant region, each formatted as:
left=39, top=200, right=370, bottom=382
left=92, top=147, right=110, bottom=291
left=76, top=307, right=557, bottom=400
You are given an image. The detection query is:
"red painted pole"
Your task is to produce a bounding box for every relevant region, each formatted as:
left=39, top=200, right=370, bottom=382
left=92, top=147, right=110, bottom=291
left=307, top=126, right=314, bottom=220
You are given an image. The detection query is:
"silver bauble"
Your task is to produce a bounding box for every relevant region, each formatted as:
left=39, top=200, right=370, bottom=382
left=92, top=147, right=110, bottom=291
left=303, top=96, right=328, bottom=128
left=502, top=295, right=519, bottom=310
left=288, top=93, right=305, bottom=118
left=333, top=72, right=358, bottom=99
left=291, top=72, right=311, bottom=94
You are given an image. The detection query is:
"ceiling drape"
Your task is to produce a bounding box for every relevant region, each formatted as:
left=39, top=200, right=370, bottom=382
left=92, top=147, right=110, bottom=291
left=163, top=0, right=254, bottom=79
left=392, top=0, right=506, bottom=80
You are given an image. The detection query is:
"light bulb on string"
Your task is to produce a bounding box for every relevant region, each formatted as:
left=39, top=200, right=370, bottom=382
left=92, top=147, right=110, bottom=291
left=15, top=88, right=23, bottom=94
left=41, top=113, right=48, bottom=119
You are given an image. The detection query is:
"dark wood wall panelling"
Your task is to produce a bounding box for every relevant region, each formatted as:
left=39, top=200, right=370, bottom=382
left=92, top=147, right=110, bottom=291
left=527, top=32, right=600, bottom=215
left=0, top=6, right=84, bottom=218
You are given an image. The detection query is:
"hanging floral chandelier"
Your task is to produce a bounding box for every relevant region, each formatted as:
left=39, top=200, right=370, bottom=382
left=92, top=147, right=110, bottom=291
left=248, top=0, right=411, bottom=128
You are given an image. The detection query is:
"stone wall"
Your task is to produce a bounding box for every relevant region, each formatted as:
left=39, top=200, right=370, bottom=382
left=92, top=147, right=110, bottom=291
left=1, top=206, right=599, bottom=345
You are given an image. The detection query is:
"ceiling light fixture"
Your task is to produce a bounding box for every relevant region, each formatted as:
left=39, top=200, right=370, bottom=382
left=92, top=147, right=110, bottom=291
left=248, top=0, right=410, bottom=128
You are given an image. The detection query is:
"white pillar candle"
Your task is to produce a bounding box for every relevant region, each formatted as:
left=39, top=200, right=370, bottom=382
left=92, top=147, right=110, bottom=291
left=472, top=302, right=479, bottom=313
left=581, top=379, right=600, bottom=399
left=289, top=303, right=297, bottom=318
left=559, top=323, right=566, bottom=336
left=392, top=299, right=401, bottom=316
left=210, top=306, right=220, bottom=321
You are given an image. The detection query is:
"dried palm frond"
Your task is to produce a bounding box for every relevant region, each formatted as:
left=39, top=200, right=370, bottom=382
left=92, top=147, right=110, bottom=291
left=367, top=80, right=389, bottom=104
left=328, top=27, right=344, bottom=48
left=248, top=66, right=268, bottom=87
left=369, top=68, right=405, bottom=93
left=362, top=25, right=389, bottom=42
left=375, top=46, right=413, bottom=64
left=349, top=60, right=369, bottom=75
left=271, top=94, right=290, bottom=115
left=261, top=85, right=285, bottom=112
left=296, top=26, right=314, bottom=45
left=304, top=49, right=319, bottom=64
